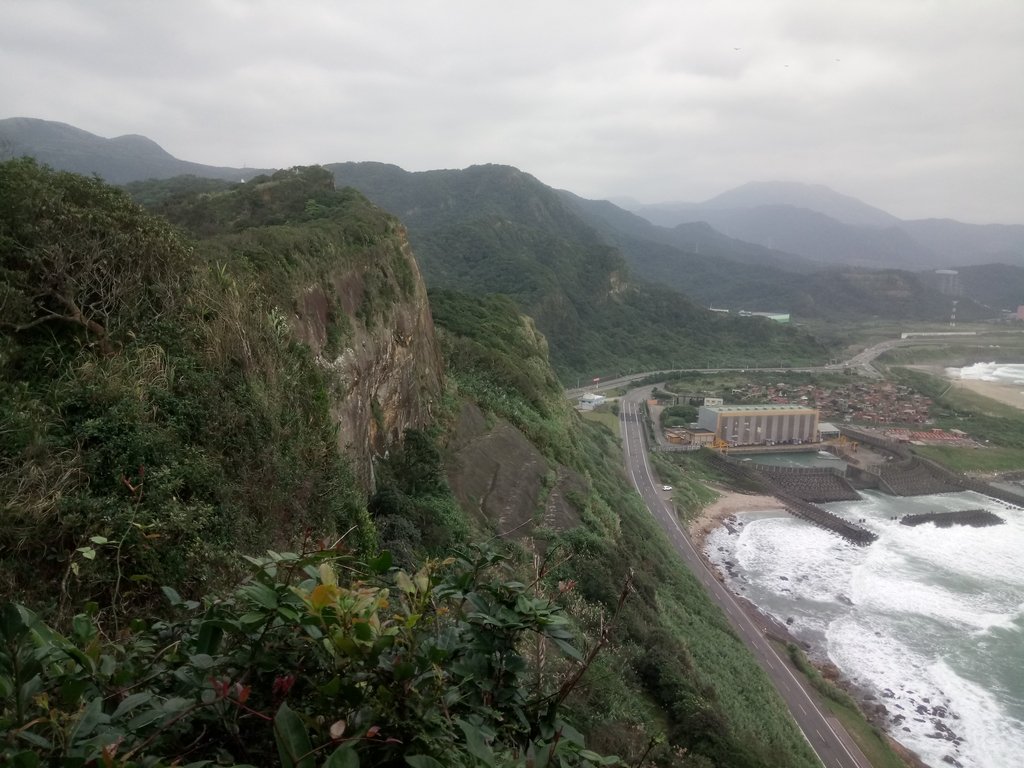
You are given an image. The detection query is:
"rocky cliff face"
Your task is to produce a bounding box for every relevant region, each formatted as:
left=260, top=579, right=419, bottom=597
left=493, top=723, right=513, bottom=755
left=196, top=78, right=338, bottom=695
left=291, top=226, right=444, bottom=489
left=133, top=167, right=446, bottom=493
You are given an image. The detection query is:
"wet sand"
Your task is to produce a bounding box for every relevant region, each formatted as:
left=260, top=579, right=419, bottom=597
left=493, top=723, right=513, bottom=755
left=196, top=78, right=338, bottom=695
left=953, top=378, right=1024, bottom=410
left=688, top=489, right=787, bottom=547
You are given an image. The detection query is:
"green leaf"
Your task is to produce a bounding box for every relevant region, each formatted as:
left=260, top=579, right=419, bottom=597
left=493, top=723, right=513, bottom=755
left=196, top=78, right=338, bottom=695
left=558, top=722, right=585, bottom=748
left=353, top=621, right=373, bottom=642
left=111, top=691, right=153, bottom=719
left=456, top=718, right=495, bottom=767
left=405, top=757, right=445, bottom=768
left=163, top=696, right=192, bottom=712
left=274, top=702, right=315, bottom=768
left=69, top=696, right=108, bottom=740
left=77, top=546, right=97, bottom=560
left=188, top=653, right=215, bottom=670
left=551, top=636, right=583, bottom=662
left=196, top=621, right=224, bottom=655
left=240, top=582, right=279, bottom=609
left=393, top=661, right=415, bottom=681
left=322, top=744, right=359, bottom=768
left=367, top=550, right=392, bottom=574
left=15, top=730, right=53, bottom=750
left=89, top=535, right=109, bottom=545
left=127, top=708, right=167, bottom=730
left=528, top=742, right=553, bottom=768
left=238, top=611, right=269, bottom=628
left=10, top=750, right=40, bottom=768
left=71, top=613, right=94, bottom=642
left=17, top=675, right=42, bottom=716
left=0, top=602, right=29, bottom=642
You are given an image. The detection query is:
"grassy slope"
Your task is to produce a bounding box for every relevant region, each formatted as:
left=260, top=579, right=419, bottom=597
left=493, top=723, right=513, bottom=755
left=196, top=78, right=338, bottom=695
left=891, top=367, right=1024, bottom=451
left=432, top=290, right=819, bottom=768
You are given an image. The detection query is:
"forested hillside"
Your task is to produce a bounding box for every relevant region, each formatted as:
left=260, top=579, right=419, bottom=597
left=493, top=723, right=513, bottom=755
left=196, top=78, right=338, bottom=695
left=325, top=162, right=828, bottom=379
left=565, top=192, right=992, bottom=322
left=430, top=289, right=820, bottom=767
left=2, top=161, right=819, bottom=766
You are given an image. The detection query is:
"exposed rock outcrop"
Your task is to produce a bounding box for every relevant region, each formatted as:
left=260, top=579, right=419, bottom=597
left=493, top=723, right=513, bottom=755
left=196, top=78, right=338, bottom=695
left=290, top=224, right=444, bottom=490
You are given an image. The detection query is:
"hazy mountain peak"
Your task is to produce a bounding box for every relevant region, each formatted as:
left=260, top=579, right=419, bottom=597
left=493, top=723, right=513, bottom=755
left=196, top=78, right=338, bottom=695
left=0, top=116, right=269, bottom=183
left=700, top=180, right=899, bottom=228
left=107, top=133, right=178, bottom=161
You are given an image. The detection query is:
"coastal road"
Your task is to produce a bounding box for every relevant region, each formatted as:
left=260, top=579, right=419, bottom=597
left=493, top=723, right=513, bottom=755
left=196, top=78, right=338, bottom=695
left=618, top=389, right=871, bottom=768
left=565, top=333, right=973, bottom=399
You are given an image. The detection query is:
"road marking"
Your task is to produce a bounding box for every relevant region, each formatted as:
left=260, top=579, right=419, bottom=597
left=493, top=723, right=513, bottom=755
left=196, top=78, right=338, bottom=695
left=619, top=397, right=864, bottom=768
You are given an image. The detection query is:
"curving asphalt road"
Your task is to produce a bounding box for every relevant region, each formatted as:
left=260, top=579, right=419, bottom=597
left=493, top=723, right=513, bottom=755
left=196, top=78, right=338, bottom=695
left=565, top=334, right=964, bottom=400
left=618, top=390, right=871, bottom=768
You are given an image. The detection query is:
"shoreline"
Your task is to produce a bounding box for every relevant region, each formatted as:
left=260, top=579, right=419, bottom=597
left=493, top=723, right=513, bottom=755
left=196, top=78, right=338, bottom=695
left=954, top=377, right=1024, bottom=410
left=687, top=487, right=787, bottom=549
left=920, top=363, right=1024, bottom=411
left=689, top=488, right=931, bottom=768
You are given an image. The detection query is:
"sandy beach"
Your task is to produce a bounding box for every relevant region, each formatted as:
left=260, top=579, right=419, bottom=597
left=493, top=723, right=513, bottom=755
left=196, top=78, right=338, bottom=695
left=952, top=378, right=1024, bottom=410
left=688, top=489, right=787, bottom=546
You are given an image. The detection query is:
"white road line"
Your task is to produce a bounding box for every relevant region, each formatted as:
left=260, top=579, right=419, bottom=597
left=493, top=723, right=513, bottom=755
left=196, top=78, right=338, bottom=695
left=620, top=397, right=864, bottom=768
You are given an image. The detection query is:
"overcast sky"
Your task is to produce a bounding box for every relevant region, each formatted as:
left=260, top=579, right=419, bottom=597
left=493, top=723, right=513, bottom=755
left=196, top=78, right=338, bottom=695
left=2, top=1, right=1022, bottom=223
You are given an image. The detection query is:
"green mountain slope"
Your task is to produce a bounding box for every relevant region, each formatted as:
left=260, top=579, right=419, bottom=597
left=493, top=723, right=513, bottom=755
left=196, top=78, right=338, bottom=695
left=0, top=160, right=447, bottom=607
left=567, top=190, right=993, bottom=322
left=2, top=161, right=821, bottom=766
left=326, top=162, right=828, bottom=379
left=431, top=290, right=820, bottom=767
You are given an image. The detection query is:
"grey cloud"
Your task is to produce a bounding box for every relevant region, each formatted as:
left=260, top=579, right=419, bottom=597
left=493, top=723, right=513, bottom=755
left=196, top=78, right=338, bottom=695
left=1, top=0, right=1021, bottom=223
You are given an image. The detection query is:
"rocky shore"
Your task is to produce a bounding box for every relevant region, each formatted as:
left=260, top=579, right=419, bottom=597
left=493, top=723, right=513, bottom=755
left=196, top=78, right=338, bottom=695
left=692, top=491, right=940, bottom=768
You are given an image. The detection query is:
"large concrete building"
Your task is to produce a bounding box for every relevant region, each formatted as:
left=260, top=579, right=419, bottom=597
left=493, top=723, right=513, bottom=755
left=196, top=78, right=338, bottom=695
left=696, top=404, right=819, bottom=446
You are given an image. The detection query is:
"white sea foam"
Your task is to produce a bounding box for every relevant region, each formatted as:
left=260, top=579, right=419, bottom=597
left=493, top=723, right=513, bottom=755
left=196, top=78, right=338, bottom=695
left=707, top=491, right=1024, bottom=768
left=947, top=362, right=1024, bottom=385
left=928, top=659, right=1024, bottom=768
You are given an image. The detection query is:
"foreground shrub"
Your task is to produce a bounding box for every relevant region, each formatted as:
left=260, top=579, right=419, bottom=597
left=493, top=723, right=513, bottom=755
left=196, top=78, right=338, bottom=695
left=0, top=546, right=617, bottom=767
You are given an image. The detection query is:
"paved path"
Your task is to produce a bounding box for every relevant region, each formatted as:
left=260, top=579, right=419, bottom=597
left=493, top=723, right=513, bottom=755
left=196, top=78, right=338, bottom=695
left=618, top=388, right=871, bottom=768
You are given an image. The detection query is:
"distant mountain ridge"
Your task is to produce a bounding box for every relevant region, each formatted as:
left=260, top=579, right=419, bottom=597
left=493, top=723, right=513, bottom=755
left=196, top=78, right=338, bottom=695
left=642, top=180, right=900, bottom=228
left=629, top=180, right=1024, bottom=269
left=4, top=117, right=1016, bottom=326
left=0, top=117, right=272, bottom=184
left=323, top=161, right=827, bottom=378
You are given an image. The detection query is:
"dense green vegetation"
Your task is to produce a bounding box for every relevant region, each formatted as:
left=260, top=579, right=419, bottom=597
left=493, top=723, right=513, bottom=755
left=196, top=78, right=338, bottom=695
left=914, top=444, right=1024, bottom=473
left=563, top=190, right=992, bottom=323
left=3, top=162, right=825, bottom=766
left=650, top=453, right=725, bottom=521
left=0, top=159, right=371, bottom=618
left=431, top=292, right=819, bottom=767
left=327, top=162, right=831, bottom=381
left=660, top=404, right=698, bottom=428
left=578, top=408, right=620, bottom=438
left=2, top=161, right=623, bottom=766
left=1, top=545, right=619, bottom=767
left=874, top=333, right=1024, bottom=367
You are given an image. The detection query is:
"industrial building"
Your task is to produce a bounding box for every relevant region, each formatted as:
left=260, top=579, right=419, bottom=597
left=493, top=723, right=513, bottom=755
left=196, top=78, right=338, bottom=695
left=697, top=404, right=819, bottom=446
left=664, top=428, right=716, bottom=447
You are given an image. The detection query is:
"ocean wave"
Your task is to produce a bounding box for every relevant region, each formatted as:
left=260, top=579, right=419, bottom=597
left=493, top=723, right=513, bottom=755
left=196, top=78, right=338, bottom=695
left=709, top=492, right=1024, bottom=768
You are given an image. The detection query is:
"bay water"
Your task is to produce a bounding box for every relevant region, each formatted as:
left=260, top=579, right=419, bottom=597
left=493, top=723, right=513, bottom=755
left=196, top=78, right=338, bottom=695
left=706, top=490, right=1024, bottom=768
